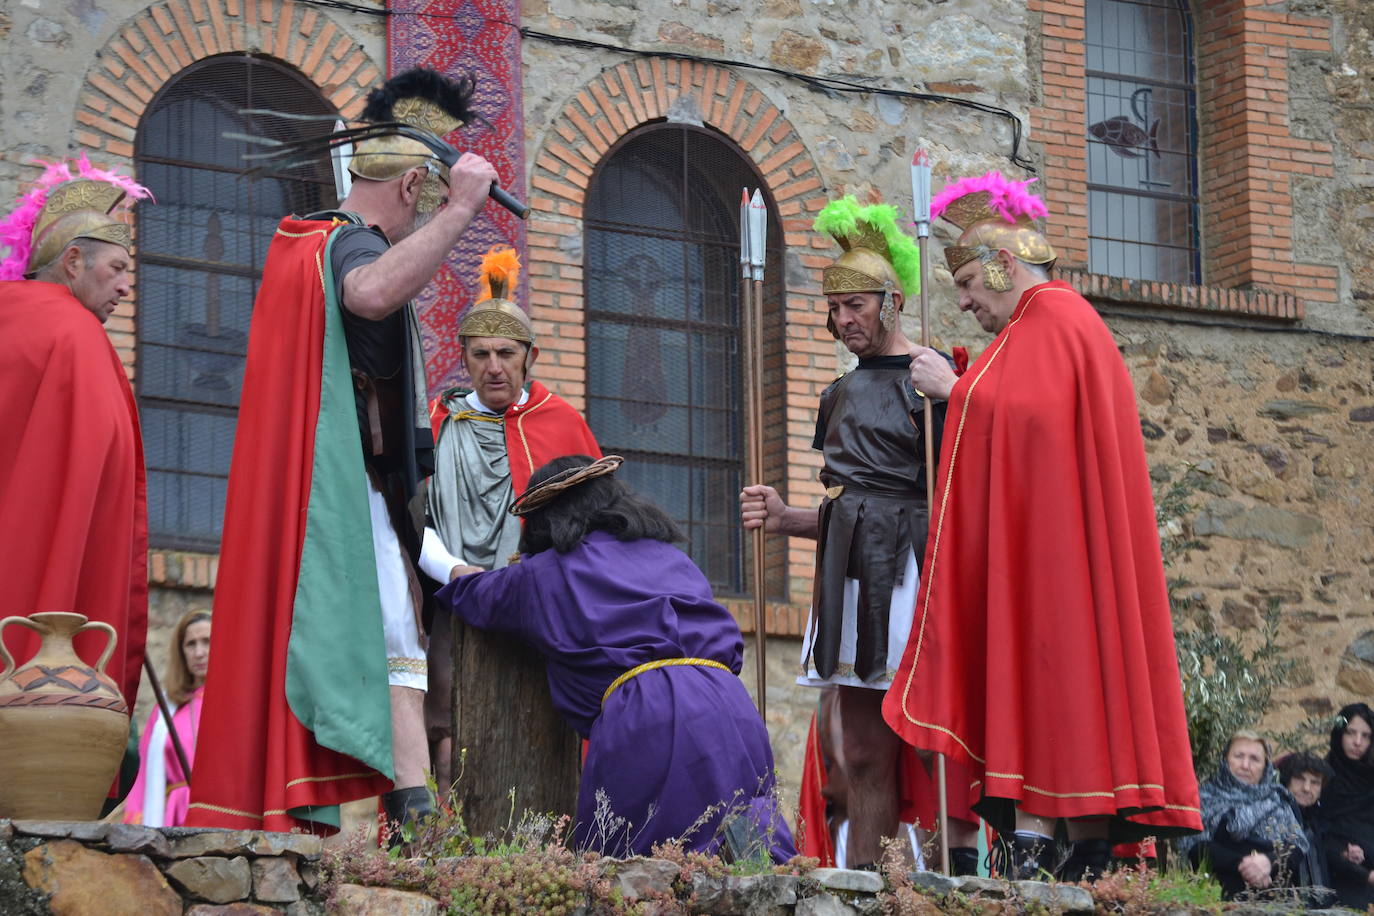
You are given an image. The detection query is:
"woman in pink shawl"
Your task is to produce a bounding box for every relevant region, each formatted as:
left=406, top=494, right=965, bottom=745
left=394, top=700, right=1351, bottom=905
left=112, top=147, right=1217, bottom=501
left=123, top=609, right=210, bottom=826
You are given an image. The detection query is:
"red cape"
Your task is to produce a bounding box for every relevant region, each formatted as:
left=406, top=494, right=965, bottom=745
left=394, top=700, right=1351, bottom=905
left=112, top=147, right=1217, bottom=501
left=796, top=710, right=976, bottom=865
left=186, top=219, right=391, bottom=832
left=0, top=281, right=147, bottom=709
left=428, top=379, right=602, bottom=494
left=883, top=281, right=1201, bottom=834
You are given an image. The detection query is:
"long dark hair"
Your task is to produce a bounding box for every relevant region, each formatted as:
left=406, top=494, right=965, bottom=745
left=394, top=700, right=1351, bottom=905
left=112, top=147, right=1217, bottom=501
left=1330, top=702, right=1374, bottom=766
left=518, top=455, right=683, bottom=554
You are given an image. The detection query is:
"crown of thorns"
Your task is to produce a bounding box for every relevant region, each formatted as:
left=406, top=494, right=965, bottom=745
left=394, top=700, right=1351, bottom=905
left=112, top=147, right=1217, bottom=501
left=508, top=455, right=625, bottom=517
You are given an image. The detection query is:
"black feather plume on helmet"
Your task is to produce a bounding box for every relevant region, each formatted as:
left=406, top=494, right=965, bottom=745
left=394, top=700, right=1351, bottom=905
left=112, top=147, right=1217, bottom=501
left=359, top=67, right=481, bottom=130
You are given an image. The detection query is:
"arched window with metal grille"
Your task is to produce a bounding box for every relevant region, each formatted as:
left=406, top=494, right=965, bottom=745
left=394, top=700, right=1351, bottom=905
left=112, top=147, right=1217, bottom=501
left=583, top=124, right=784, bottom=598
left=135, top=54, right=337, bottom=550
left=1086, top=0, right=1200, bottom=284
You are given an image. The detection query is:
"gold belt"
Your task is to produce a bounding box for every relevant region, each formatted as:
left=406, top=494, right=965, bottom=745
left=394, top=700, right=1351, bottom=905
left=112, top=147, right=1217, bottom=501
left=601, top=657, right=731, bottom=707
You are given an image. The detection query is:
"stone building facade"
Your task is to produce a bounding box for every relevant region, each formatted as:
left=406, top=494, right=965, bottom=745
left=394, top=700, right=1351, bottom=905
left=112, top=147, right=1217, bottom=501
left=2, top=0, right=1371, bottom=821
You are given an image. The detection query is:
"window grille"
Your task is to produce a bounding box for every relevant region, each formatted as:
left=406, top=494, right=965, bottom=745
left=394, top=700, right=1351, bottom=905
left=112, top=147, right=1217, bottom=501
left=1086, top=0, right=1200, bottom=284
left=135, top=55, right=337, bottom=550
left=583, top=125, right=783, bottom=597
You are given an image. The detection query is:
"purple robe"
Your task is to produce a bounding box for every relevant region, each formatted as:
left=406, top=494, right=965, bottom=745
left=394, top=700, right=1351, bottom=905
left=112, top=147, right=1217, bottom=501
left=437, top=531, right=796, bottom=861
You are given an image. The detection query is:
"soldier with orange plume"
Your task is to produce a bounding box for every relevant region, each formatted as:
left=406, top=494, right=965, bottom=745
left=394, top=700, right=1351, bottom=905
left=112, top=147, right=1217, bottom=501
left=418, top=245, right=601, bottom=793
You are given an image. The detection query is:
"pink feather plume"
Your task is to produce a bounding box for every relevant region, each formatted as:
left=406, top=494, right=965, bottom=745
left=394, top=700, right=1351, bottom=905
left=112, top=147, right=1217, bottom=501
left=0, top=154, right=153, bottom=281
left=930, top=170, right=1047, bottom=224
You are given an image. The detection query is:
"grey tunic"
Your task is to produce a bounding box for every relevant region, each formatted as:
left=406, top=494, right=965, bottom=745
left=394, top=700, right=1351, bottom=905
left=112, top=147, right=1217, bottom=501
left=426, top=388, right=523, bottom=570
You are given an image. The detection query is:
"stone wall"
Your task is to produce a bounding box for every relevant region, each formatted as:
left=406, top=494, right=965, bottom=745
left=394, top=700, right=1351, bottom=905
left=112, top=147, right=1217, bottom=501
left=0, top=819, right=1105, bottom=915
left=2, top=820, right=324, bottom=914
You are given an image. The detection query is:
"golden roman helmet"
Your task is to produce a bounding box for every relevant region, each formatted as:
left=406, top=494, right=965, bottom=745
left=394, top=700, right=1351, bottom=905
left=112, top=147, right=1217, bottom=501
left=813, top=196, right=921, bottom=338
left=934, top=172, right=1057, bottom=276
left=26, top=180, right=136, bottom=277
left=348, top=69, right=476, bottom=214
left=459, top=246, right=533, bottom=344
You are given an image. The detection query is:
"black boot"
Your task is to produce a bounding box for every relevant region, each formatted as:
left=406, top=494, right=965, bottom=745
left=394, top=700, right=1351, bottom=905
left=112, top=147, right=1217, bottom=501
left=382, top=786, right=435, bottom=848
left=992, top=832, right=1055, bottom=881
left=1058, top=838, right=1111, bottom=883
left=950, top=846, right=981, bottom=876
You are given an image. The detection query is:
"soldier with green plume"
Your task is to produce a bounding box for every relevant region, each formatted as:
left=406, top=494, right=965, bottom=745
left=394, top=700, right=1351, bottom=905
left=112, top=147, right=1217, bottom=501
left=739, top=197, right=949, bottom=867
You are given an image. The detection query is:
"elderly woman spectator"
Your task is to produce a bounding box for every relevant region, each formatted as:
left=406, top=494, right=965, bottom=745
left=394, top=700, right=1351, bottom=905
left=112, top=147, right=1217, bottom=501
left=1179, top=730, right=1320, bottom=900
left=1276, top=751, right=1338, bottom=906
left=1320, top=702, right=1374, bottom=908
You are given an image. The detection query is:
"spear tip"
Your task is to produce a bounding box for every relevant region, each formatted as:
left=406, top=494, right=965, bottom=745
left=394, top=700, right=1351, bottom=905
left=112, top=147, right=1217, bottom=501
left=749, top=188, right=765, bottom=209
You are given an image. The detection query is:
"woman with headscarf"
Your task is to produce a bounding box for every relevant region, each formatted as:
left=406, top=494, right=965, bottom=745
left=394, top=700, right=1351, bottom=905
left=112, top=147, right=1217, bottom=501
left=1179, top=730, right=1318, bottom=900
left=123, top=609, right=210, bottom=826
left=1319, top=702, right=1374, bottom=908
left=427, top=455, right=796, bottom=862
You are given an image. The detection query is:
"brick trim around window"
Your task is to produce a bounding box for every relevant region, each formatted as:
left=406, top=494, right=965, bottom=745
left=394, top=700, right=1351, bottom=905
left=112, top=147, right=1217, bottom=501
left=73, top=0, right=381, bottom=375
left=1031, top=0, right=1337, bottom=321
left=527, top=59, right=834, bottom=625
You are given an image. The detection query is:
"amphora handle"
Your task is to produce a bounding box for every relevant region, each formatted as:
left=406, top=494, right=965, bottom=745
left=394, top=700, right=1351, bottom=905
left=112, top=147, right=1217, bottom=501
left=0, top=616, right=44, bottom=681
left=75, top=621, right=119, bottom=674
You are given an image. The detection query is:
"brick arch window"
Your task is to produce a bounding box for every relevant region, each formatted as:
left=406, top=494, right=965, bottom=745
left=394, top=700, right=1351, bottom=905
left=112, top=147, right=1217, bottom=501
left=1086, top=0, right=1200, bottom=283
left=583, top=124, right=783, bottom=597
left=136, top=54, right=337, bottom=549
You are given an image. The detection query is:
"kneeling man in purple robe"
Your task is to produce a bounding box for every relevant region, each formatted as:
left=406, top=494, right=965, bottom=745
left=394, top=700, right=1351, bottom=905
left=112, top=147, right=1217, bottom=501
left=428, top=454, right=796, bottom=861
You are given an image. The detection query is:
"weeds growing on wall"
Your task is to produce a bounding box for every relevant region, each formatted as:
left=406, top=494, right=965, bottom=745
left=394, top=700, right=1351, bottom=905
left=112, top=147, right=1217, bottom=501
left=320, top=781, right=804, bottom=915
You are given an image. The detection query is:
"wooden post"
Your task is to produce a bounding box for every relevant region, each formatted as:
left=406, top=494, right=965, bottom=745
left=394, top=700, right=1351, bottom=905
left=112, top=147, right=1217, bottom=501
left=450, top=620, right=580, bottom=834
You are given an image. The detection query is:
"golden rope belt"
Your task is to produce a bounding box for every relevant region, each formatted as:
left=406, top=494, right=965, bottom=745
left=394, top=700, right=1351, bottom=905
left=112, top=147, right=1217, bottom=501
left=601, top=657, right=731, bottom=707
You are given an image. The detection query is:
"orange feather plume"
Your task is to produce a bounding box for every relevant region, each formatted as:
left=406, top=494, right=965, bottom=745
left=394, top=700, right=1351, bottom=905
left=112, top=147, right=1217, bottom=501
left=476, top=245, right=521, bottom=301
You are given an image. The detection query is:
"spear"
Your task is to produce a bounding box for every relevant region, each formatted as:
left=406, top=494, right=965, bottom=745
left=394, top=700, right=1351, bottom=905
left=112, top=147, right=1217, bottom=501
left=736, top=192, right=769, bottom=725
left=746, top=189, right=769, bottom=724
left=911, top=147, right=950, bottom=875
left=142, top=656, right=192, bottom=784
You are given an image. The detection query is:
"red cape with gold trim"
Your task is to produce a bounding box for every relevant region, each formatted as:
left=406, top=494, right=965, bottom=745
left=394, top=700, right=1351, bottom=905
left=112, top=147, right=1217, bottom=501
left=428, top=379, right=602, bottom=494
left=186, top=217, right=395, bottom=832
left=883, top=281, right=1201, bottom=837
left=0, top=281, right=147, bottom=710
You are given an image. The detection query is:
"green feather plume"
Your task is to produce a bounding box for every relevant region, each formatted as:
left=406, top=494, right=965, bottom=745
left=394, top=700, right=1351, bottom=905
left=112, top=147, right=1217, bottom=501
left=813, top=195, right=921, bottom=297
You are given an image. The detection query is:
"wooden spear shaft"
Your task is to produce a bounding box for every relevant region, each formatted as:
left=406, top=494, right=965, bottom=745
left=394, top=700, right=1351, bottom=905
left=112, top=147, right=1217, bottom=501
left=741, top=190, right=767, bottom=722
left=749, top=265, right=767, bottom=724
left=142, top=655, right=193, bottom=783
left=917, top=234, right=950, bottom=876
left=911, top=148, right=949, bottom=875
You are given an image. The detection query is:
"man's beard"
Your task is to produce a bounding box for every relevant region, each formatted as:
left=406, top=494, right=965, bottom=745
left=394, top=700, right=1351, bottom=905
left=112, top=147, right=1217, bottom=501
left=406, top=206, right=437, bottom=238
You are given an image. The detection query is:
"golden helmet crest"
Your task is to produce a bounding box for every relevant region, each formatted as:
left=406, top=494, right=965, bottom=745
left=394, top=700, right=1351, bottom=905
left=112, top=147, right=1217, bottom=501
left=349, top=69, right=476, bottom=214
left=932, top=173, right=1057, bottom=275
left=25, top=180, right=136, bottom=276
left=459, top=246, right=533, bottom=344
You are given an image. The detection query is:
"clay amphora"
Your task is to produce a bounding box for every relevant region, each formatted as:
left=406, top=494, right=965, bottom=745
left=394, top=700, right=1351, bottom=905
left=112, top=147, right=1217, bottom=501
left=0, top=612, right=130, bottom=820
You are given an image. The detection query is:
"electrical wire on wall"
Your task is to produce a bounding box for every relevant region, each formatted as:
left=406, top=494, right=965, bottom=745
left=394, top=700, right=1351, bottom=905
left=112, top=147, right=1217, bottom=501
left=288, top=0, right=1035, bottom=170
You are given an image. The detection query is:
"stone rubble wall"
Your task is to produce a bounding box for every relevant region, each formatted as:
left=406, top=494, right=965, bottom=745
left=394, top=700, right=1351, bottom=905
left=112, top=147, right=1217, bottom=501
left=0, top=819, right=1125, bottom=915
left=1, top=819, right=325, bottom=915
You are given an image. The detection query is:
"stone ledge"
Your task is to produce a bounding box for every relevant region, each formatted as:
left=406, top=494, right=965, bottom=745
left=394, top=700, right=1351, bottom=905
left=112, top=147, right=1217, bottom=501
left=0, top=823, right=1344, bottom=914
left=5, top=820, right=321, bottom=915
left=1062, top=268, right=1304, bottom=322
